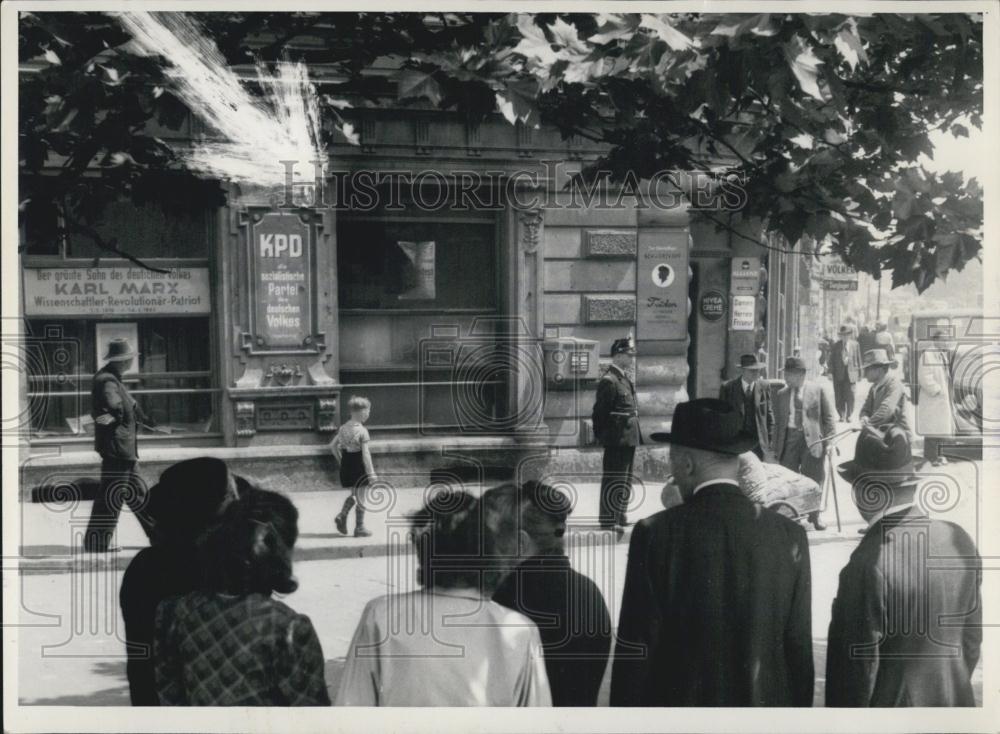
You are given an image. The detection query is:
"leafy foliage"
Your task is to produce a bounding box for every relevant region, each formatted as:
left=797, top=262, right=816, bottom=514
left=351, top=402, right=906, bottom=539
left=19, top=11, right=983, bottom=291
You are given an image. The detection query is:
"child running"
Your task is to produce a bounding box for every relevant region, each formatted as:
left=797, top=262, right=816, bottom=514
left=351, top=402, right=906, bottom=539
left=330, top=396, right=376, bottom=538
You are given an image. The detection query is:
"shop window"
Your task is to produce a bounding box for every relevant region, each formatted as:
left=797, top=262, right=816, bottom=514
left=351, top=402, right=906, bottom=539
left=25, top=317, right=217, bottom=439
left=338, top=219, right=497, bottom=311
left=67, top=199, right=210, bottom=259
left=20, top=197, right=212, bottom=261
left=337, top=214, right=502, bottom=431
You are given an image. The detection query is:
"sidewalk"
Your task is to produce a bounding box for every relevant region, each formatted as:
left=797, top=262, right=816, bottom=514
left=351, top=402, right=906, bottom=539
left=15, top=478, right=670, bottom=572
left=15, top=461, right=884, bottom=576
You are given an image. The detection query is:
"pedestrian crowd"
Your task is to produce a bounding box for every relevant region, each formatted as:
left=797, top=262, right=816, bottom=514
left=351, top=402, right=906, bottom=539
left=90, top=334, right=980, bottom=708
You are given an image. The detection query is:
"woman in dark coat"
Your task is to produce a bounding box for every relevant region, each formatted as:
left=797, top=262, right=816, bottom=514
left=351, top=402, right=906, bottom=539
left=484, top=482, right=613, bottom=706
left=119, top=457, right=240, bottom=705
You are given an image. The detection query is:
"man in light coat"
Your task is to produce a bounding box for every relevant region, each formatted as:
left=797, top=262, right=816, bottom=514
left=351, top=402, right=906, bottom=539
left=773, top=356, right=837, bottom=530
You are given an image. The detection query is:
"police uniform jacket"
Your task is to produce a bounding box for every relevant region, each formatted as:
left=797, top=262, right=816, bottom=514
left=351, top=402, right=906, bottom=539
left=592, top=364, right=641, bottom=447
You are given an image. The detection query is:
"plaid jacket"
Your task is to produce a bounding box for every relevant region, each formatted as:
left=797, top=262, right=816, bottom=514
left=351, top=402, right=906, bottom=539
left=154, top=592, right=330, bottom=706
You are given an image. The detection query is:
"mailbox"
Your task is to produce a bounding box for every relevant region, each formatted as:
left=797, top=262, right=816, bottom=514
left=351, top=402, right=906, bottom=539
left=542, top=337, right=600, bottom=389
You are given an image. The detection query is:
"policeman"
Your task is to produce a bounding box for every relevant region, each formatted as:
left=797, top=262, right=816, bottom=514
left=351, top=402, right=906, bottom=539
left=592, top=334, right=641, bottom=533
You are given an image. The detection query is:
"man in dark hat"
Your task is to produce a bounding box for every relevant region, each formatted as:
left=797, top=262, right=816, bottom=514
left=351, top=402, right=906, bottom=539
left=611, top=398, right=813, bottom=707
left=773, top=356, right=837, bottom=530
left=826, top=426, right=981, bottom=706
left=830, top=325, right=863, bottom=422
left=84, top=337, right=154, bottom=552
left=592, top=334, right=641, bottom=532
left=120, top=457, right=241, bottom=705
left=718, top=353, right=774, bottom=460
left=859, top=348, right=912, bottom=443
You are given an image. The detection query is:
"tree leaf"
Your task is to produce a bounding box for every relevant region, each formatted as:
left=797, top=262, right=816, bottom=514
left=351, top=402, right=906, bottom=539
left=639, top=14, right=695, bottom=51
left=783, top=38, right=829, bottom=102
left=833, top=21, right=868, bottom=71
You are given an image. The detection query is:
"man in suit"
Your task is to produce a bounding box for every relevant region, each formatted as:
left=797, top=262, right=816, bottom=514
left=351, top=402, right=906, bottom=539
left=718, top=353, right=774, bottom=461
left=830, top=325, right=863, bottom=422
left=826, top=426, right=982, bottom=706
left=773, top=356, right=837, bottom=531
left=592, top=335, right=641, bottom=533
left=84, top=337, right=155, bottom=552
left=611, top=399, right=813, bottom=707
left=859, top=348, right=912, bottom=443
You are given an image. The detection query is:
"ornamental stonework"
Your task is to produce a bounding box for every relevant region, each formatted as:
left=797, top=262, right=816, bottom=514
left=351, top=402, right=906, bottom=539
left=584, top=295, right=636, bottom=324
left=584, top=230, right=637, bottom=258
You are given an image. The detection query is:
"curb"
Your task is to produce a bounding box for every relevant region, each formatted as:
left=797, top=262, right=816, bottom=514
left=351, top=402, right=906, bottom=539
left=15, top=523, right=638, bottom=575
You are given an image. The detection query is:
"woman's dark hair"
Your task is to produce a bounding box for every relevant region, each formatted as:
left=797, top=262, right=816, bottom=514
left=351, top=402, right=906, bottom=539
left=197, top=484, right=300, bottom=596
left=410, top=490, right=498, bottom=592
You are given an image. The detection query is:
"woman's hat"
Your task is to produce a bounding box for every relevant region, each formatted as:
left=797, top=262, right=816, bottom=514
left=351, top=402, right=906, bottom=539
left=781, top=356, right=808, bottom=372
left=147, top=457, right=240, bottom=540
left=737, top=353, right=766, bottom=369
left=861, top=348, right=898, bottom=369
left=649, top=398, right=759, bottom=455
left=102, top=337, right=136, bottom=362
left=837, top=426, right=923, bottom=486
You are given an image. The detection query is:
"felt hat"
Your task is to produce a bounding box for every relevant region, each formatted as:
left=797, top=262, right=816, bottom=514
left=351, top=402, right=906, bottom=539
left=861, top=348, right=898, bottom=369
left=737, top=353, right=766, bottom=370
left=102, top=337, right=136, bottom=362
left=147, top=457, right=240, bottom=541
left=838, top=325, right=853, bottom=336
left=649, top=398, right=758, bottom=455
left=837, top=425, right=923, bottom=486
left=781, top=356, right=808, bottom=372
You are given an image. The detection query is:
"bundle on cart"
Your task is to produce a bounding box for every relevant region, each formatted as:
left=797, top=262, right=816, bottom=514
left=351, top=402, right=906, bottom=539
left=737, top=452, right=822, bottom=522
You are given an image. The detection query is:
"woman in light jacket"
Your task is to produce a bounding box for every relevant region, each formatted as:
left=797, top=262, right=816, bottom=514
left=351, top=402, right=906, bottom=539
left=336, top=491, right=551, bottom=706
left=917, top=329, right=955, bottom=465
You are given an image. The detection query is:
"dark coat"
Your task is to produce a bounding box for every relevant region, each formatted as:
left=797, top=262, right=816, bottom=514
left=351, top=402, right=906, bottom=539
left=91, top=366, right=142, bottom=460
left=830, top=339, right=862, bottom=384
left=826, top=506, right=982, bottom=707
left=120, top=544, right=202, bottom=705
left=719, top=377, right=774, bottom=451
left=611, top=483, right=813, bottom=706
left=493, top=555, right=612, bottom=707
left=592, top=365, right=641, bottom=447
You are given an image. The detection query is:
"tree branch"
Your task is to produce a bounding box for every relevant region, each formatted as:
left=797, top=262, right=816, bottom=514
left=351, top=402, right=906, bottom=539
left=694, top=210, right=797, bottom=255
left=58, top=213, right=171, bottom=273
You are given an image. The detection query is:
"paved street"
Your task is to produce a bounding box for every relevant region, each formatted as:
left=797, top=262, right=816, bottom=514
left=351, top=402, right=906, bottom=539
left=13, top=416, right=984, bottom=707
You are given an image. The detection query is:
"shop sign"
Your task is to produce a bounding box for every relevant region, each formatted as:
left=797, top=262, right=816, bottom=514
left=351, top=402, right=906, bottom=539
left=637, top=230, right=689, bottom=340
left=731, top=295, right=756, bottom=331
left=698, top=290, right=727, bottom=322
left=23, top=267, right=210, bottom=317
left=731, top=257, right=761, bottom=295
left=250, top=212, right=315, bottom=349
left=819, top=255, right=858, bottom=290
left=822, top=279, right=859, bottom=291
